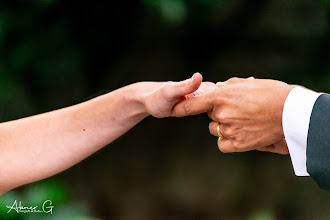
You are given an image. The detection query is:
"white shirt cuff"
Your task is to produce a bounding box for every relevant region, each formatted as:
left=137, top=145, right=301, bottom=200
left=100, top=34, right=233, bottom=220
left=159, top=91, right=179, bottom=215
left=282, top=86, right=321, bottom=176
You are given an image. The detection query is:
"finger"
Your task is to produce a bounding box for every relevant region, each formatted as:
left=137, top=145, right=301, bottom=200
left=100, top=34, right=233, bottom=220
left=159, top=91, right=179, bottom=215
left=185, top=82, right=217, bottom=98
left=209, top=121, right=219, bottom=137
left=217, top=138, right=239, bottom=153
left=173, top=93, right=213, bottom=117
left=217, top=137, right=255, bottom=153
left=166, top=72, right=203, bottom=99
left=216, top=77, right=253, bottom=87
left=209, top=121, right=229, bottom=139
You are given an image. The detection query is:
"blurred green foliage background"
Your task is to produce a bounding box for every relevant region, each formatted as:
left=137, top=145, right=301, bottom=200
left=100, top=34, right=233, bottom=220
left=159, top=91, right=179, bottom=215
left=0, top=0, right=329, bottom=219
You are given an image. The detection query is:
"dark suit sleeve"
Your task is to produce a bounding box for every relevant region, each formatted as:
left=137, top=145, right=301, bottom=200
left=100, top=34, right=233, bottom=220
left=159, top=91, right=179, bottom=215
left=307, top=94, right=330, bottom=191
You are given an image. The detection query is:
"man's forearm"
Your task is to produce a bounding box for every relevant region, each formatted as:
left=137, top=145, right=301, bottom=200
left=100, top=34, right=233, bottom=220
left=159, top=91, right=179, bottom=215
left=0, top=84, right=149, bottom=194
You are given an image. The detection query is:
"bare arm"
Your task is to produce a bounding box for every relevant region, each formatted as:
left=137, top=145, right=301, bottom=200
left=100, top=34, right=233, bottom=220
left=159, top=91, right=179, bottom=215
left=0, top=73, right=216, bottom=194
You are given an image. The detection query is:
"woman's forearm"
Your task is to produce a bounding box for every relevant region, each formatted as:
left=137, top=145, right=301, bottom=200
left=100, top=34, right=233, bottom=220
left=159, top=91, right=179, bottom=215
left=0, top=73, right=214, bottom=194
left=0, top=83, right=149, bottom=193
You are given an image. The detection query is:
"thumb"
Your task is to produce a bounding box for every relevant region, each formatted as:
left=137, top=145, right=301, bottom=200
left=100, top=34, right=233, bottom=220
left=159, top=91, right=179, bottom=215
left=168, top=72, right=203, bottom=99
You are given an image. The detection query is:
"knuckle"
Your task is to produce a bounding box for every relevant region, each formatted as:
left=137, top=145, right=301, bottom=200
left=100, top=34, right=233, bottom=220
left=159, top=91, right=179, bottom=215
left=222, top=126, right=236, bottom=139
left=215, top=94, right=227, bottom=104
left=232, top=141, right=243, bottom=151
left=228, top=77, right=239, bottom=81
left=226, top=77, right=238, bottom=84
left=215, top=112, right=229, bottom=124
left=226, top=77, right=242, bottom=84
left=215, top=94, right=230, bottom=108
left=172, top=107, right=181, bottom=117
left=215, top=112, right=224, bottom=121
left=182, top=101, right=193, bottom=115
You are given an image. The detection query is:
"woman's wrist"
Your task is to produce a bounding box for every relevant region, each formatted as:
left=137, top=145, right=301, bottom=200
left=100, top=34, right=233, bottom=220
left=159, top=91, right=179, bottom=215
left=122, top=82, right=151, bottom=119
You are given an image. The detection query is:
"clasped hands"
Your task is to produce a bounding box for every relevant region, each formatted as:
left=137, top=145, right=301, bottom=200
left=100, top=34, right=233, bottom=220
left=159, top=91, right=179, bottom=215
left=143, top=73, right=294, bottom=155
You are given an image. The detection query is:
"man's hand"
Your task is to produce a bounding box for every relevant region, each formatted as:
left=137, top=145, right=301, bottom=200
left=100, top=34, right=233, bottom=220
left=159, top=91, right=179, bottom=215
left=141, top=73, right=217, bottom=118
left=173, top=77, right=295, bottom=154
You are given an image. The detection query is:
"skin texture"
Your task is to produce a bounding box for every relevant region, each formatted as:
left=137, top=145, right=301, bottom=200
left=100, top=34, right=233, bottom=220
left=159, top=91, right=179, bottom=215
left=0, top=73, right=217, bottom=194
left=174, top=77, right=295, bottom=155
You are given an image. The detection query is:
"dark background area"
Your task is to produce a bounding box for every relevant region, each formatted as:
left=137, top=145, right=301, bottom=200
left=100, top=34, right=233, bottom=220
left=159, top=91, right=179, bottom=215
left=0, top=0, right=329, bottom=219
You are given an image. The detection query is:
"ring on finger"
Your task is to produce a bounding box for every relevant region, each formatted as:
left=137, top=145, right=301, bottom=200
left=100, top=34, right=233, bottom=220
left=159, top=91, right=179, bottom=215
left=217, top=123, right=227, bottom=139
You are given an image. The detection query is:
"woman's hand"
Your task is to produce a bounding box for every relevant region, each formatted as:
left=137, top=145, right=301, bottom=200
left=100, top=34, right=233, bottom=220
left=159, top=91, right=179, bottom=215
left=139, top=73, right=217, bottom=118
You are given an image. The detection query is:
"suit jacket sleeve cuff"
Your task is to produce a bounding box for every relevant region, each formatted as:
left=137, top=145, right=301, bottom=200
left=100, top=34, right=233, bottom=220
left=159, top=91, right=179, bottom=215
left=282, top=86, right=321, bottom=176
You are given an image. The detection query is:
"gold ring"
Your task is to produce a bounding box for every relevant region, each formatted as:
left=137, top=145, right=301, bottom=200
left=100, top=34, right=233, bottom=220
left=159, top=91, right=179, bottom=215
left=217, top=123, right=227, bottom=139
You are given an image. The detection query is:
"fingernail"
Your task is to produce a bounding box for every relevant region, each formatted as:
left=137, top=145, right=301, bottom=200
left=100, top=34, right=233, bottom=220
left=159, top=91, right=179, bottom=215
left=248, top=76, right=255, bottom=79
left=189, top=73, right=196, bottom=83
